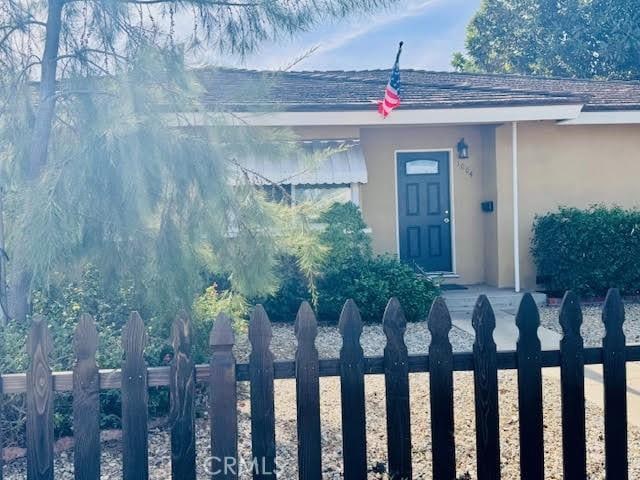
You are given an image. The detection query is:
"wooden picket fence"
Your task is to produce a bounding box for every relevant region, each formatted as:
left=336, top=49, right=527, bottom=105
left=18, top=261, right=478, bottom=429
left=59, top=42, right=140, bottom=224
left=0, top=289, right=636, bottom=479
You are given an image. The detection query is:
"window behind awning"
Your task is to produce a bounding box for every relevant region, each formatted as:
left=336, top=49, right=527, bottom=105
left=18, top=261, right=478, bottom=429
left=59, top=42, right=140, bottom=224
left=233, top=140, right=367, bottom=186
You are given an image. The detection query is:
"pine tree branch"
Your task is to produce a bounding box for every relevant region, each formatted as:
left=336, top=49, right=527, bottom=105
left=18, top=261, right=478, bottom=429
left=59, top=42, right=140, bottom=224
left=56, top=48, right=129, bottom=63
left=64, top=0, right=263, bottom=4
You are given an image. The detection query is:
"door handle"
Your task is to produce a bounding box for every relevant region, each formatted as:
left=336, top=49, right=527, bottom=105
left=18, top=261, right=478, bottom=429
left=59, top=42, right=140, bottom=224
left=443, top=218, right=450, bottom=224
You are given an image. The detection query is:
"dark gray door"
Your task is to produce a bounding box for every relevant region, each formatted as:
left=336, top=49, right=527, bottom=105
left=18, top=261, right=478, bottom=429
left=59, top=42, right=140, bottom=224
left=397, top=151, right=452, bottom=272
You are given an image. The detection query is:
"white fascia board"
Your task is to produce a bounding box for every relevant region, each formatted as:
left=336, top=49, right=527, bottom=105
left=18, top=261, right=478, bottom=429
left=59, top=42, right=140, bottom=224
left=167, top=104, right=584, bottom=127
left=557, top=110, right=640, bottom=125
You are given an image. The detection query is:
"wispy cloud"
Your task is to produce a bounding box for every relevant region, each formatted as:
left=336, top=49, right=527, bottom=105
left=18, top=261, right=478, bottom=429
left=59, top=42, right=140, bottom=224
left=186, top=0, right=475, bottom=71
left=310, top=0, right=443, bottom=56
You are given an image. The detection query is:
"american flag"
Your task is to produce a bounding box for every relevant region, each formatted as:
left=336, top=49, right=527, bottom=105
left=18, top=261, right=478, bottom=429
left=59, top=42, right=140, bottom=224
left=378, top=42, right=403, bottom=118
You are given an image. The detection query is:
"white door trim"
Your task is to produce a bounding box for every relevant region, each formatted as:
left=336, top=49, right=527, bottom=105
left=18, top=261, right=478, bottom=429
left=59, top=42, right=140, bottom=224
left=394, top=149, right=456, bottom=275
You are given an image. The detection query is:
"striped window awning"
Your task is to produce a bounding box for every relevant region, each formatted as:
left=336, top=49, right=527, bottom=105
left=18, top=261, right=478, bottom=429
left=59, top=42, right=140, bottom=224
left=234, top=140, right=367, bottom=186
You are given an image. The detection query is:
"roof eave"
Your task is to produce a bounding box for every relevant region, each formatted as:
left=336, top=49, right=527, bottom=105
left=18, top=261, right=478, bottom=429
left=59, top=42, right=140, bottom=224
left=167, top=103, right=585, bottom=127
left=557, top=109, right=640, bottom=125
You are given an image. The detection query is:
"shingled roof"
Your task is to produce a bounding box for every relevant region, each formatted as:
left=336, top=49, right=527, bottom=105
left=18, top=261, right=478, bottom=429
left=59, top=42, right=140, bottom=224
left=194, top=68, right=640, bottom=112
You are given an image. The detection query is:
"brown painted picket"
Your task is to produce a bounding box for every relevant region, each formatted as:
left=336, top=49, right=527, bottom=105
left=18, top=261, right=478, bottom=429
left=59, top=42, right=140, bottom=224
left=558, top=291, right=587, bottom=480
left=210, top=314, right=238, bottom=480
left=26, top=315, right=54, bottom=480
left=382, top=298, right=412, bottom=480
left=515, top=294, right=544, bottom=480
left=72, top=314, right=100, bottom=480
left=121, top=312, right=149, bottom=480
left=0, top=288, right=637, bottom=479
left=169, top=312, right=196, bottom=480
left=471, top=296, right=500, bottom=480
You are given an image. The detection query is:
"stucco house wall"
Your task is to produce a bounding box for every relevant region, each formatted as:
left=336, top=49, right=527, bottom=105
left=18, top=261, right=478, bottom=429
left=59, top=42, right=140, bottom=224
left=357, top=125, right=493, bottom=285
left=506, top=121, right=640, bottom=289
left=294, top=121, right=640, bottom=289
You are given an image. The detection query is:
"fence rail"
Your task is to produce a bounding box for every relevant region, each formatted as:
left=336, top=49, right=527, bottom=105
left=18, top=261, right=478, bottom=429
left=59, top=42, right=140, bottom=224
left=0, top=289, right=635, bottom=479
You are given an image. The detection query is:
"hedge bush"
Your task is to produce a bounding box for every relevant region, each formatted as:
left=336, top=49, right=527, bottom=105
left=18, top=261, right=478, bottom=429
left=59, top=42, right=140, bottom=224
left=531, top=205, right=640, bottom=296
left=258, top=203, right=439, bottom=323
left=0, top=266, right=139, bottom=446
left=0, top=266, right=245, bottom=447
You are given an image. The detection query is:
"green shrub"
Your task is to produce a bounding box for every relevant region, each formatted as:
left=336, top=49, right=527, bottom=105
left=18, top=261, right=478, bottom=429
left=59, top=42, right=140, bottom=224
left=531, top=205, right=640, bottom=296
left=0, top=265, right=167, bottom=447
left=192, top=284, right=248, bottom=362
left=318, top=202, right=372, bottom=264
left=256, top=254, right=311, bottom=322
left=317, top=253, right=438, bottom=322
left=258, top=202, right=439, bottom=323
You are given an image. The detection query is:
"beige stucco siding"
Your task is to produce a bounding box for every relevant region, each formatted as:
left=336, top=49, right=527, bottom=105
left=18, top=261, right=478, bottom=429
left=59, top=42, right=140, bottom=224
left=358, top=125, right=493, bottom=285
left=293, top=121, right=640, bottom=289
left=511, top=121, right=640, bottom=289
left=481, top=127, right=499, bottom=286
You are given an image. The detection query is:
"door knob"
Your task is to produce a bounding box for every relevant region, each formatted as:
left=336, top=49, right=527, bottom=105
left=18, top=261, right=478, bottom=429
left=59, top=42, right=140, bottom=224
left=443, top=218, right=450, bottom=224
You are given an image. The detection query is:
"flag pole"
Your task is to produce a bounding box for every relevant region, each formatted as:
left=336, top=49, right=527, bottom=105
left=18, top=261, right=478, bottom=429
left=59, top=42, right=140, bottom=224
left=396, top=41, right=404, bottom=63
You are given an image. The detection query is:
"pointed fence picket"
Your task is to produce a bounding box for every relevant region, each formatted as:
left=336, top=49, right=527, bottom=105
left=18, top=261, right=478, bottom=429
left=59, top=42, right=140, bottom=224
left=2, top=288, right=638, bottom=480
left=427, top=297, right=456, bottom=480
left=72, top=314, right=100, bottom=480
left=559, top=291, right=587, bottom=480
left=26, top=315, right=54, bottom=480
left=0, top=360, right=3, bottom=480
left=121, top=312, right=149, bottom=480
left=383, top=297, right=412, bottom=480
left=338, top=300, right=367, bottom=480
left=169, top=312, right=196, bottom=480
left=248, top=305, right=277, bottom=480
left=294, top=302, right=322, bottom=480
left=210, top=314, right=238, bottom=480
left=515, top=293, right=544, bottom=480
left=601, top=288, right=628, bottom=479
left=472, top=295, right=501, bottom=480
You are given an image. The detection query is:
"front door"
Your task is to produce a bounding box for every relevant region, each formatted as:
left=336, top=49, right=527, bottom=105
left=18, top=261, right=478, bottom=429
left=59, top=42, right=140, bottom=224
left=397, top=151, right=452, bottom=272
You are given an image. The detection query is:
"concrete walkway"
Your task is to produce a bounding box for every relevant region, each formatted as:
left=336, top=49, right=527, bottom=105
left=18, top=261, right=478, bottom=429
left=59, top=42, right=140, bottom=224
left=450, top=308, right=560, bottom=351
left=450, top=306, right=640, bottom=427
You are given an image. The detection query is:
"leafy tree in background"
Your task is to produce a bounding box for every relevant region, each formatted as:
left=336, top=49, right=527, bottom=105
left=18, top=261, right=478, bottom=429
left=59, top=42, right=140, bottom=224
left=0, top=0, right=397, bottom=323
left=453, top=0, right=640, bottom=79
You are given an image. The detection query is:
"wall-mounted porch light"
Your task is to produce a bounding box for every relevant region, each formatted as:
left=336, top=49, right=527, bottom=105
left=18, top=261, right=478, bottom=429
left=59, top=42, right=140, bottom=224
left=457, top=138, right=469, bottom=159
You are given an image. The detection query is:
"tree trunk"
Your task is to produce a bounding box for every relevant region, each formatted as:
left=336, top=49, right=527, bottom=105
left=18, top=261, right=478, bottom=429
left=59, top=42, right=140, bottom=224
left=27, top=0, right=63, bottom=178
left=10, top=0, right=64, bottom=321
left=0, top=188, right=9, bottom=325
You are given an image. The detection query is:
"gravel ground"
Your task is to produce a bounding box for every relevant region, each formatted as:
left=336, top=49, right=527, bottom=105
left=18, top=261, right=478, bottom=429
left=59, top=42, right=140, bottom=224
left=232, top=321, right=475, bottom=363
left=540, top=303, right=640, bottom=347
left=5, top=373, right=638, bottom=480
left=4, top=319, right=639, bottom=479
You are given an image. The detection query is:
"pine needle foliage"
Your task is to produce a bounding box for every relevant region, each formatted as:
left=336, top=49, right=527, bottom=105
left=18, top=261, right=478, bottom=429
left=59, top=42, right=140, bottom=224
left=0, top=0, right=399, bottom=320
left=1, top=48, right=330, bottom=315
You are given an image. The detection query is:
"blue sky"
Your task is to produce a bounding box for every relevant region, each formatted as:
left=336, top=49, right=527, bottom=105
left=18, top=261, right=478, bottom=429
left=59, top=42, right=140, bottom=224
left=192, top=0, right=481, bottom=71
